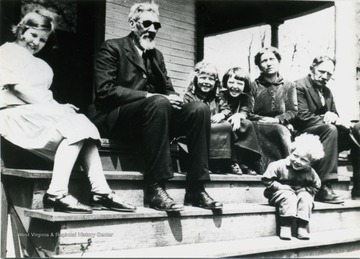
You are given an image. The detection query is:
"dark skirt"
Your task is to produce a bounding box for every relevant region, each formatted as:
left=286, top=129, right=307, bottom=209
left=210, top=120, right=262, bottom=173
left=210, top=122, right=232, bottom=159
left=253, top=122, right=292, bottom=174
left=232, top=119, right=262, bottom=172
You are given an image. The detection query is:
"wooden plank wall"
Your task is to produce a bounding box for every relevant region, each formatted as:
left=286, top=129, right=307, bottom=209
left=105, top=0, right=196, bottom=95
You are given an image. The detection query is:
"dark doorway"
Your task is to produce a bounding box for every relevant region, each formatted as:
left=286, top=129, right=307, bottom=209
left=0, top=0, right=105, bottom=112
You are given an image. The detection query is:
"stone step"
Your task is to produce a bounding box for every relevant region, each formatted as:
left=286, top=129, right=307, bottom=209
left=2, top=168, right=352, bottom=209
left=55, top=228, right=360, bottom=258
left=22, top=201, right=360, bottom=257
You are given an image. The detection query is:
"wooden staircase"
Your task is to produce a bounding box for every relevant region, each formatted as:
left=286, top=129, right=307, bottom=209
left=1, top=141, right=360, bottom=258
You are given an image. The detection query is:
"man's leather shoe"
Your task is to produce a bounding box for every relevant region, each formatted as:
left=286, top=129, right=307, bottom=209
left=91, top=191, right=137, bottom=212
left=351, top=188, right=360, bottom=200
left=43, top=193, right=92, bottom=214
left=315, top=182, right=344, bottom=204
left=184, top=189, right=223, bottom=210
left=349, top=125, right=360, bottom=148
left=145, top=183, right=184, bottom=212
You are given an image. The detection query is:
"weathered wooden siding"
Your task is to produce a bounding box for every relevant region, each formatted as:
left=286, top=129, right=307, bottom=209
left=105, top=0, right=196, bottom=95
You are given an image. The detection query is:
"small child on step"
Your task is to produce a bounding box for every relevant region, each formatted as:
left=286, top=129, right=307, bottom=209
left=262, top=133, right=324, bottom=240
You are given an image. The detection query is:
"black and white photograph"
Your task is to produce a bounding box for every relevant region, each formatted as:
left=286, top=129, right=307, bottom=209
left=1, top=0, right=360, bottom=257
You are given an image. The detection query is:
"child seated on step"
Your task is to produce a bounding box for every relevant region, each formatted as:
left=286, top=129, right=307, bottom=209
left=262, top=133, right=324, bottom=240
left=221, top=67, right=262, bottom=175
left=183, top=61, right=233, bottom=174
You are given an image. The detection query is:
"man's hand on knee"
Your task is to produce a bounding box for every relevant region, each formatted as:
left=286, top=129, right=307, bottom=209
left=165, top=94, right=183, bottom=110
left=323, top=111, right=338, bottom=125
left=146, top=93, right=183, bottom=109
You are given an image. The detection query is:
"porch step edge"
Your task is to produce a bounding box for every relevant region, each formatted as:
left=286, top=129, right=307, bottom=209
left=2, top=168, right=351, bottom=182
left=24, top=200, right=360, bottom=222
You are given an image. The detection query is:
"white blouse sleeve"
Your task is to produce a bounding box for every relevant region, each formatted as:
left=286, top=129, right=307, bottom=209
left=0, top=43, right=55, bottom=104
left=12, top=58, right=55, bottom=104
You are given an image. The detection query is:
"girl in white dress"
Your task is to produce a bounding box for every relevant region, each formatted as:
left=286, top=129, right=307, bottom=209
left=0, top=10, right=136, bottom=214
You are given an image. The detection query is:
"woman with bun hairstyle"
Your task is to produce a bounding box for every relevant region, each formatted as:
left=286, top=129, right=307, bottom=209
left=249, top=47, right=298, bottom=174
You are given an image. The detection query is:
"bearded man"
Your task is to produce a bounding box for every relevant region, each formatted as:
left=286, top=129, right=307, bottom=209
left=90, top=2, right=222, bottom=212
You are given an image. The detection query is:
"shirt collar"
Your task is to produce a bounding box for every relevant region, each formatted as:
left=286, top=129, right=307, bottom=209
left=256, top=73, right=284, bottom=86
left=134, top=41, right=143, bottom=56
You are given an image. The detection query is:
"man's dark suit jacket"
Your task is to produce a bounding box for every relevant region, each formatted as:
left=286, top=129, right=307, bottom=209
left=89, top=33, right=177, bottom=136
left=293, top=75, right=338, bottom=131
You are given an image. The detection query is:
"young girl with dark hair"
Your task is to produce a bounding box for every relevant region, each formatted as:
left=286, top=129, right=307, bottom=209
left=221, top=67, right=262, bottom=174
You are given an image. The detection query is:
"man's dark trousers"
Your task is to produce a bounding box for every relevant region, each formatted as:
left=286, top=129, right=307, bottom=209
left=301, top=123, right=360, bottom=183
left=110, top=95, right=211, bottom=184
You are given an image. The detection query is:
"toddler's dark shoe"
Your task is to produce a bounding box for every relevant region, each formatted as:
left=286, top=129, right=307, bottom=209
left=279, top=217, right=293, bottom=240
left=279, top=226, right=292, bottom=240
left=91, top=191, right=137, bottom=212
left=297, top=227, right=310, bottom=240
left=43, top=193, right=92, bottom=214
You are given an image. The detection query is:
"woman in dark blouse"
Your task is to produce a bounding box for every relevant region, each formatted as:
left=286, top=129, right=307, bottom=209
left=249, top=47, right=298, bottom=174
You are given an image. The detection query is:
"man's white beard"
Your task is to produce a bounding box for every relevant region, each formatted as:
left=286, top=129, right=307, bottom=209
left=140, top=36, right=156, bottom=50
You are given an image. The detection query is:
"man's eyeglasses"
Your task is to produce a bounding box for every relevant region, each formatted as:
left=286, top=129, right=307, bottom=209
left=138, top=20, right=161, bottom=30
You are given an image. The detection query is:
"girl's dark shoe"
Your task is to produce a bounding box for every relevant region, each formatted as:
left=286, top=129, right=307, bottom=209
left=91, top=191, right=137, bottom=212
left=43, top=193, right=92, bottom=214
left=184, top=189, right=223, bottom=210
left=240, top=164, right=257, bottom=175
left=230, top=163, right=243, bottom=175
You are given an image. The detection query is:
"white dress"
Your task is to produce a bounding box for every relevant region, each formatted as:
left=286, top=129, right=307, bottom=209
left=0, top=42, right=100, bottom=160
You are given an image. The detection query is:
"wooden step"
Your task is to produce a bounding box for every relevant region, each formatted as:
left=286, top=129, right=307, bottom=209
left=2, top=168, right=352, bottom=210
left=98, top=138, right=184, bottom=172
left=54, top=228, right=360, bottom=258
left=21, top=201, right=360, bottom=257
left=2, top=166, right=357, bottom=258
